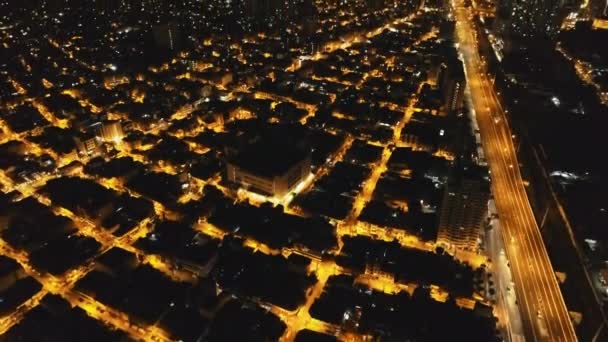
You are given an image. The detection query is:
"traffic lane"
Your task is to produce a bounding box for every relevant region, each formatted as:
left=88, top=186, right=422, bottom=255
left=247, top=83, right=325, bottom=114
left=467, top=43, right=570, bottom=337
left=477, top=71, right=574, bottom=340
left=478, top=89, right=563, bottom=337
left=458, top=24, right=573, bottom=341
left=462, top=48, right=541, bottom=340
left=455, top=3, right=575, bottom=340
left=486, top=131, right=539, bottom=340
left=478, top=79, right=569, bottom=340
left=453, top=17, right=542, bottom=337
left=479, top=69, right=575, bottom=342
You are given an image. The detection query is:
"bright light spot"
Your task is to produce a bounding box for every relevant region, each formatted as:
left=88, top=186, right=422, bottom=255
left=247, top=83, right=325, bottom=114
left=551, top=96, right=561, bottom=107
left=585, top=238, right=598, bottom=251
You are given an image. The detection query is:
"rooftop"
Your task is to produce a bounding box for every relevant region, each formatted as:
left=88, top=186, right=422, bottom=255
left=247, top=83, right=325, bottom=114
left=228, top=126, right=310, bottom=178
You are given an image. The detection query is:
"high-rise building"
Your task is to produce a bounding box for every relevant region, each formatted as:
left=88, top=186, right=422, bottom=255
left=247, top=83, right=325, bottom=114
left=439, top=60, right=466, bottom=113
left=437, top=167, right=490, bottom=251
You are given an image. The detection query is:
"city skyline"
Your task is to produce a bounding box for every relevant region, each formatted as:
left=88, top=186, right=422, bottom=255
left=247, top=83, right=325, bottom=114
left=0, top=0, right=607, bottom=341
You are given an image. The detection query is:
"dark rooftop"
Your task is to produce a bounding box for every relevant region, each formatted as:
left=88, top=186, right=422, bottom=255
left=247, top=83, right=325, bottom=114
left=228, top=126, right=310, bottom=178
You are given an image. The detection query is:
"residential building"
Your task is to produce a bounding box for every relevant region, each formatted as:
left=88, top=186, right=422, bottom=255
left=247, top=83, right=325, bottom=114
left=437, top=167, right=490, bottom=251
left=225, top=134, right=311, bottom=198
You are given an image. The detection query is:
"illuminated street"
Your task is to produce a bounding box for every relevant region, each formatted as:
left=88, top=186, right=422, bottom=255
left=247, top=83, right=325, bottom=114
left=7, top=0, right=598, bottom=340
left=453, top=0, right=578, bottom=340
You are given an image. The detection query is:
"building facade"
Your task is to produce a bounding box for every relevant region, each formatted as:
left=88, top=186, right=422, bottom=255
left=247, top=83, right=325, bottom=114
left=437, top=177, right=490, bottom=251
left=440, top=60, right=466, bottom=113
left=226, top=155, right=311, bottom=198
left=98, top=120, right=125, bottom=142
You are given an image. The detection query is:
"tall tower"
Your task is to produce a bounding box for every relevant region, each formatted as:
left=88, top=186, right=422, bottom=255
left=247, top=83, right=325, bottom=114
left=437, top=168, right=490, bottom=251
left=439, top=60, right=466, bottom=114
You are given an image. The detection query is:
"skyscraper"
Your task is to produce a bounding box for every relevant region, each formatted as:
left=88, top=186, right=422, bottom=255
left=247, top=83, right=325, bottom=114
left=437, top=168, right=490, bottom=251
left=439, top=60, right=466, bottom=113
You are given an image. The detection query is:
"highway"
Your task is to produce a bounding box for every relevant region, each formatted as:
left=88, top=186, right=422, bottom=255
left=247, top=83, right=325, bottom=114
left=452, top=1, right=578, bottom=341
left=485, top=202, right=524, bottom=341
